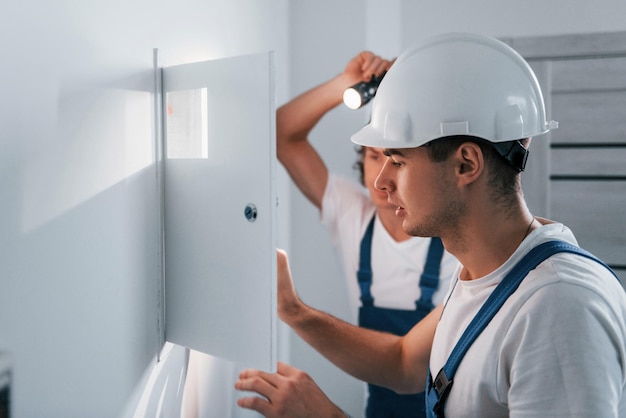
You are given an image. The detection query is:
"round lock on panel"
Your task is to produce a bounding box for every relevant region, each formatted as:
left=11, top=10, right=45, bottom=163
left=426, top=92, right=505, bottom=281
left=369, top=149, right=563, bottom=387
left=244, top=203, right=257, bottom=222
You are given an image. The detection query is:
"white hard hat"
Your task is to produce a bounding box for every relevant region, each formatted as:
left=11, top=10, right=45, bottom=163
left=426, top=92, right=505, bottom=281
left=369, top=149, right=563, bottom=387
left=351, top=32, right=558, bottom=149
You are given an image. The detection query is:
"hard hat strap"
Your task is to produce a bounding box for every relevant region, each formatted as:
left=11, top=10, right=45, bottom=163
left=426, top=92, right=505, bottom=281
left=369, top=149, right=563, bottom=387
left=490, top=140, right=529, bottom=172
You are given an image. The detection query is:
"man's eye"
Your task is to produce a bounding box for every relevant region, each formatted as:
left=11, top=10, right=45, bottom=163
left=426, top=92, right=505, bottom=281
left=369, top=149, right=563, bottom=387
left=392, top=160, right=403, bottom=167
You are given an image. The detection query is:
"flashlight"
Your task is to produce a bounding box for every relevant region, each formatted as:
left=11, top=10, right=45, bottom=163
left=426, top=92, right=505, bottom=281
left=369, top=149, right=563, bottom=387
left=343, top=72, right=386, bottom=110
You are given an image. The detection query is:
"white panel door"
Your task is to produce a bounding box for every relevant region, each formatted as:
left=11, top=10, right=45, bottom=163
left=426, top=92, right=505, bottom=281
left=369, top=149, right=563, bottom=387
left=162, top=52, right=276, bottom=371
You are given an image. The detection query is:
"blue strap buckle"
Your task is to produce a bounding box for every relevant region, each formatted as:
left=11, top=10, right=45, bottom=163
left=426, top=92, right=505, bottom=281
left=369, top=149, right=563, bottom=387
left=433, top=368, right=453, bottom=412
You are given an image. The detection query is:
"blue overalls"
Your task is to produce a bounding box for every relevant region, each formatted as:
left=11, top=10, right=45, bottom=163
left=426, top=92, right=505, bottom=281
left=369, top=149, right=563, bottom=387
left=424, top=240, right=622, bottom=418
left=358, top=216, right=445, bottom=418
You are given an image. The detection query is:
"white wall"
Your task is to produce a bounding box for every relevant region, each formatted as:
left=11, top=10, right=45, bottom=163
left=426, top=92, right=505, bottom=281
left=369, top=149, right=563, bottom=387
left=400, top=0, right=626, bottom=43
left=286, top=1, right=626, bottom=416
left=0, top=1, right=288, bottom=416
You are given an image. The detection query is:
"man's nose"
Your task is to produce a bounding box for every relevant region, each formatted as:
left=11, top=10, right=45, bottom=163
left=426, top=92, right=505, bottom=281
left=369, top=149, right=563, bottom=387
left=374, top=159, right=391, bottom=192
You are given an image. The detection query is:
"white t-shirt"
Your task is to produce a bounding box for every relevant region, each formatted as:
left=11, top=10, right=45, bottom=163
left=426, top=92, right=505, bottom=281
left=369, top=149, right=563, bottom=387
left=321, top=174, right=459, bottom=321
left=430, top=222, right=626, bottom=417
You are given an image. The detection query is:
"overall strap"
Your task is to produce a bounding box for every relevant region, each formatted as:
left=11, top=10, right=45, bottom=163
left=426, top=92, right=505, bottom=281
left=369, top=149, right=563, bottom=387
left=416, top=237, right=445, bottom=314
left=357, top=216, right=376, bottom=307
left=430, top=240, right=621, bottom=416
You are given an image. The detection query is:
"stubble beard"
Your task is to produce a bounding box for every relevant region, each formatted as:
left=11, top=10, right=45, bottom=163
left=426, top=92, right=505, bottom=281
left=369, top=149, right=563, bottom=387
left=406, top=190, right=466, bottom=245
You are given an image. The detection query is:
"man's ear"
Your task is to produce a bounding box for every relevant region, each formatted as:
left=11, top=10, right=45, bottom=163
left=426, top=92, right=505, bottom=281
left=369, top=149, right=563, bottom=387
left=454, top=142, right=484, bottom=185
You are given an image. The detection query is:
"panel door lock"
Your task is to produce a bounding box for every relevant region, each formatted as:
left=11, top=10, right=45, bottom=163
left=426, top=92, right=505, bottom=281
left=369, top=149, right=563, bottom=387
left=244, top=203, right=257, bottom=222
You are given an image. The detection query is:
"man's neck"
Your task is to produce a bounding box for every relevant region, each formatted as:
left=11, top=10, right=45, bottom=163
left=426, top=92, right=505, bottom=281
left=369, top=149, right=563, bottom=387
left=448, top=211, right=538, bottom=281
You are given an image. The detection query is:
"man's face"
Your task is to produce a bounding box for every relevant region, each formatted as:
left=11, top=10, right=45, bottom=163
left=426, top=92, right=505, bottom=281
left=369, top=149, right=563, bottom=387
left=374, top=146, right=464, bottom=237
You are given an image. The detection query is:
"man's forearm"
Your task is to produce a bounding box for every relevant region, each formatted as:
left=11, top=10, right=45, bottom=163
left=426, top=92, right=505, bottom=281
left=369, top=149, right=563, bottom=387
left=283, top=301, right=410, bottom=391
left=277, top=74, right=350, bottom=145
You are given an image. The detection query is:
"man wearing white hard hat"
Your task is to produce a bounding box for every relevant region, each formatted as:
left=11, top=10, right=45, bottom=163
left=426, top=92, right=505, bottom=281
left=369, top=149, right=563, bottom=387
left=236, top=33, right=626, bottom=418
left=274, top=50, right=459, bottom=418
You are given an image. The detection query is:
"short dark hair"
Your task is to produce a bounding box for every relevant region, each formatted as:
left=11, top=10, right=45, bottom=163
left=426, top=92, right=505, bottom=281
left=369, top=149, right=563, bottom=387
left=426, top=135, right=527, bottom=205
left=353, top=145, right=365, bottom=186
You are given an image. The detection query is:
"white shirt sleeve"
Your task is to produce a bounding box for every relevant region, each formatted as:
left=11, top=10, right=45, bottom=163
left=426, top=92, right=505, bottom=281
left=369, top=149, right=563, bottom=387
left=500, top=266, right=626, bottom=417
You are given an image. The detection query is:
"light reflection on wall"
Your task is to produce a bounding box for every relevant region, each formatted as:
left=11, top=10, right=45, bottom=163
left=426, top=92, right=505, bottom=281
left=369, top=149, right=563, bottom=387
left=21, top=88, right=153, bottom=233
left=124, top=342, right=188, bottom=418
